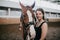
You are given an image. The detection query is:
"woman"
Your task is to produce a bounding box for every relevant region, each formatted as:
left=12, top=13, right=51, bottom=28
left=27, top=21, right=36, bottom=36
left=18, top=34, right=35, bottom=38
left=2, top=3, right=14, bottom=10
left=34, top=8, right=48, bottom=40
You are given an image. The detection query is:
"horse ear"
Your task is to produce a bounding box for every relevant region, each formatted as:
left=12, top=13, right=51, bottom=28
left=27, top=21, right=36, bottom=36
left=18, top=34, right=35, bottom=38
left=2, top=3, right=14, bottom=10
left=20, top=2, right=26, bottom=10
left=20, top=2, right=27, bottom=13
left=31, top=2, right=35, bottom=8
left=20, top=2, right=24, bottom=8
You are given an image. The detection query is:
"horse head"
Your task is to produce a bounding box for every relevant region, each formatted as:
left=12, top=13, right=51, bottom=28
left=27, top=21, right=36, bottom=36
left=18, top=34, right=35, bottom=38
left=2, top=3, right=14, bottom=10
left=20, top=2, right=35, bottom=23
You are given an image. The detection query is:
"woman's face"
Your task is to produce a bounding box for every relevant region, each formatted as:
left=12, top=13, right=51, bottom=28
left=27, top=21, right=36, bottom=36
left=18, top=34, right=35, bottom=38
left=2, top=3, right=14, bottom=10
left=36, top=11, right=43, bottom=20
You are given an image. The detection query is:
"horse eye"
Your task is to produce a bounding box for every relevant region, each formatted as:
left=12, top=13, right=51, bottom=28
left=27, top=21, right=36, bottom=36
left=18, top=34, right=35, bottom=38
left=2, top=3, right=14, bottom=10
left=23, top=14, right=27, bottom=17
left=23, top=15, right=26, bottom=17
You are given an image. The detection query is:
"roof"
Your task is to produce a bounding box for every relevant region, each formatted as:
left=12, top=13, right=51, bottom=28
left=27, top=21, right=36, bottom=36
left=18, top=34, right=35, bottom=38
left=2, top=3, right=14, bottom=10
left=0, top=0, right=60, bottom=13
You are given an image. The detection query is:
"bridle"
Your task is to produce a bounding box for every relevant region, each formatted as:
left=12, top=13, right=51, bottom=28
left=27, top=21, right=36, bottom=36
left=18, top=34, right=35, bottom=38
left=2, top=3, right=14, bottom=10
left=21, top=13, right=36, bottom=40
left=21, top=13, right=35, bottom=28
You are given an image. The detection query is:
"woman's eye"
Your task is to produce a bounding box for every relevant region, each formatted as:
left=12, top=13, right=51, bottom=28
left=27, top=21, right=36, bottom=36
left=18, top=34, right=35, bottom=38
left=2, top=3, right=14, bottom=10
left=36, top=14, right=37, bottom=15
left=39, top=13, right=41, bottom=15
left=36, top=13, right=38, bottom=15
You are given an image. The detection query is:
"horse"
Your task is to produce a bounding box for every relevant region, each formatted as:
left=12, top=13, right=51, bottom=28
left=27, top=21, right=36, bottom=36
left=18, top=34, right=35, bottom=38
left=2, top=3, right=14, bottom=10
left=19, top=2, right=36, bottom=40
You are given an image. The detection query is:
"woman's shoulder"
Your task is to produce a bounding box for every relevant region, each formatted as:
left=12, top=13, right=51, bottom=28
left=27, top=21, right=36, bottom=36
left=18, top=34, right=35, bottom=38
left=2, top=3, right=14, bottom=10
left=41, top=21, right=47, bottom=26
left=43, top=21, right=47, bottom=25
left=41, top=21, right=48, bottom=29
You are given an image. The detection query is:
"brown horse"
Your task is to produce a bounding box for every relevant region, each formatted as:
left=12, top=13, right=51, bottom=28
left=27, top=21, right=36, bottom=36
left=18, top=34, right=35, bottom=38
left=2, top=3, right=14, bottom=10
left=20, top=2, right=36, bottom=40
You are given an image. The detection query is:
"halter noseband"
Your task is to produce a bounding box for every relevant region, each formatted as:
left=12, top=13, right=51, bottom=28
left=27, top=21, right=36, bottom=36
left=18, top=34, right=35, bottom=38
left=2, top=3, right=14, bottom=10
left=21, top=13, right=35, bottom=28
left=25, top=21, right=34, bottom=27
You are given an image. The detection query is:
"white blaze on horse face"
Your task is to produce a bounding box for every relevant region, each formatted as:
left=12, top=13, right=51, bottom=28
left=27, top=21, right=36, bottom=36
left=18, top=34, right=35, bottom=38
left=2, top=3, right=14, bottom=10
left=27, top=10, right=33, bottom=22
left=27, top=10, right=36, bottom=38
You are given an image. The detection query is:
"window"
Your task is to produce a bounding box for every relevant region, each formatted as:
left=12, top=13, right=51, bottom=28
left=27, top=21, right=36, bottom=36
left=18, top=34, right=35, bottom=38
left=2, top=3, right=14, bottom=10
left=10, top=8, right=21, bottom=16
left=57, top=13, right=60, bottom=18
left=0, top=7, right=8, bottom=16
left=51, top=12, right=57, bottom=18
left=0, top=7, right=22, bottom=18
left=45, top=12, right=50, bottom=18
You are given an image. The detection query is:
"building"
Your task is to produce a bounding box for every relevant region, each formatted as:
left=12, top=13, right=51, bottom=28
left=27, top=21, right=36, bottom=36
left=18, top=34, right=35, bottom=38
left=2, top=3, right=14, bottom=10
left=0, top=0, right=60, bottom=23
left=0, top=0, right=22, bottom=24
left=40, top=0, right=60, bottom=5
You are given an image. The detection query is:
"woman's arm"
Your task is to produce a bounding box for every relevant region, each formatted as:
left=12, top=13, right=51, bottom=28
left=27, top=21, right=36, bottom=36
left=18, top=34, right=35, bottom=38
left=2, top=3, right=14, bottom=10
left=40, top=23, right=48, bottom=40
